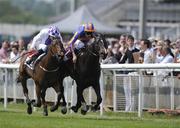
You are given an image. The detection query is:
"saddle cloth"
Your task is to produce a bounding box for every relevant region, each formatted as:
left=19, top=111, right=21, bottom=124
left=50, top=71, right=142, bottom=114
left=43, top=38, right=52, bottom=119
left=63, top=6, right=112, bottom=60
left=24, top=50, right=45, bottom=69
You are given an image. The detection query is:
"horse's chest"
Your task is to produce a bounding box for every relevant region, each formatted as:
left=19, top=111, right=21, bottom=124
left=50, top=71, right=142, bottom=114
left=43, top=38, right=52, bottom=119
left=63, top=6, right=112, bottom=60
left=38, top=72, right=59, bottom=85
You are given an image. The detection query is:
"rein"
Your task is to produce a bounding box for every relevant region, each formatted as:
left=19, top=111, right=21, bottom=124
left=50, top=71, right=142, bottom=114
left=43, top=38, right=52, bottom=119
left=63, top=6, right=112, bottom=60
left=87, top=48, right=98, bottom=56
left=86, top=36, right=102, bottom=57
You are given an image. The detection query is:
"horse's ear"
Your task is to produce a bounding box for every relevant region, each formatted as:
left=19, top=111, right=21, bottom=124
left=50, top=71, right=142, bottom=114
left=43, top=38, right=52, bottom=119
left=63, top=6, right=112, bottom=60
left=100, top=34, right=108, bottom=49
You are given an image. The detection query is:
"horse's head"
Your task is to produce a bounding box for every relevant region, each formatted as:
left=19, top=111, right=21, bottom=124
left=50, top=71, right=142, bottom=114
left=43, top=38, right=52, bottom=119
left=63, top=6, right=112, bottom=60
left=48, top=38, right=65, bottom=62
left=93, top=33, right=108, bottom=60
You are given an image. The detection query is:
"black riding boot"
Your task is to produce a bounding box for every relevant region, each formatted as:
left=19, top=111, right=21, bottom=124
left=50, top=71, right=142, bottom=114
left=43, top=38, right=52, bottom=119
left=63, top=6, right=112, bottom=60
left=26, top=49, right=44, bottom=65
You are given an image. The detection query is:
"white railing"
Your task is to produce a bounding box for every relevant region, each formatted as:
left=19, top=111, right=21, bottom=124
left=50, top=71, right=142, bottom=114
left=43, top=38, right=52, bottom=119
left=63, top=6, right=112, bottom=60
left=0, top=63, right=180, bottom=117
left=100, top=63, right=180, bottom=117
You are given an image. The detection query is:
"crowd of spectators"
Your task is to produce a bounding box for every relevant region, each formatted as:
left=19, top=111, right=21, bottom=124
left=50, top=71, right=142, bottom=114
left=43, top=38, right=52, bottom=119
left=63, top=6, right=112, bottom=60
left=0, top=39, right=27, bottom=63
left=103, top=35, right=180, bottom=65
left=0, top=35, right=180, bottom=65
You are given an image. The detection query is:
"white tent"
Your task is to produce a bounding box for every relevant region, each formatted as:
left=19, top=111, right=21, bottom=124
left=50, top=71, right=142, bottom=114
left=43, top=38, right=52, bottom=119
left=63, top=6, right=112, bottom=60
left=46, top=5, right=126, bottom=34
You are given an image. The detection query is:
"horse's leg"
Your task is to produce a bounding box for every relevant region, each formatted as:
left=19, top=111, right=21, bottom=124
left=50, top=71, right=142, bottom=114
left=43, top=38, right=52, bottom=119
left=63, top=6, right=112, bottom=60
left=32, top=82, right=41, bottom=107
left=71, top=85, right=85, bottom=113
left=50, top=82, right=67, bottom=114
left=50, top=90, right=60, bottom=112
left=80, top=91, right=88, bottom=115
left=92, top=82, right=102, bottom=111
left=41, top=88, right=48, bottom=116
left=59, top=83, right=67, bottom=114
left=21, top=79, right=32, bottom=114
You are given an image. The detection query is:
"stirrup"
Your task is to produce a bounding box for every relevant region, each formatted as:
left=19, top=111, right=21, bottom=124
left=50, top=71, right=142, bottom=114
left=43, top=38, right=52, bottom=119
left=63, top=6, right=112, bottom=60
left=24, top=60, right=34, bottom=69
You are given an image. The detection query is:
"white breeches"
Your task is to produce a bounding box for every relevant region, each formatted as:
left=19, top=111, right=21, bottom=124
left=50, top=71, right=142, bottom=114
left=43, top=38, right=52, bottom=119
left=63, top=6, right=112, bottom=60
left=39, top=44, right=48, bottom=52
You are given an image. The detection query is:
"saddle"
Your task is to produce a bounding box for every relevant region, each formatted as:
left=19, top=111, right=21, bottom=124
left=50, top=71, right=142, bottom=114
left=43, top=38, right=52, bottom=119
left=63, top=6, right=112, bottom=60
left=25, top=50, right=45, bottom=69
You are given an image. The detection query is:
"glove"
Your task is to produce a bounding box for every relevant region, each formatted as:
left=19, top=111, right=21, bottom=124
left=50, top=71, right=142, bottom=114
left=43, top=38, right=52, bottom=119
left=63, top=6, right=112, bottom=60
left=77, top=25, right=85, bottom=36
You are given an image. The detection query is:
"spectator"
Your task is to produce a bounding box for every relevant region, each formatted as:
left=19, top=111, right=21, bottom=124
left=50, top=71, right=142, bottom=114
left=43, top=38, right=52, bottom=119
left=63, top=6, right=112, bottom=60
left=139, top=39, right=153, bottom=63
left=112, top=42, right=121, bottom=62
left=18, top=39, right=27, bottom=56
left=164, top=39, right=174, bottom=58
left=118, top=34, right=128, bottom=63
left=0, top=40, right=10, bottom=63
left=134, top=39, right=141, bottom=50
left=159, top=45, right=174, bottom=64
left=156, top=45, right=174, bottom=86
left=102, top=45, right=118, bottom=64
left=118, top=34, right=127, bottom=47
left=10, top=44, right=20, bottom=63
left=154, top=40, right=164, bottom=63
left=118, top=35, right=139, bottom=112
left=174, top=39, right=180, bottom=63
left=119, top=35, right=139, bottom=63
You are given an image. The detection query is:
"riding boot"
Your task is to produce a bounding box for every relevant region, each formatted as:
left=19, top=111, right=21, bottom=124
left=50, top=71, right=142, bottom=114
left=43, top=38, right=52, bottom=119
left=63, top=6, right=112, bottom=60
left=26, top=49, right=44, bottom=65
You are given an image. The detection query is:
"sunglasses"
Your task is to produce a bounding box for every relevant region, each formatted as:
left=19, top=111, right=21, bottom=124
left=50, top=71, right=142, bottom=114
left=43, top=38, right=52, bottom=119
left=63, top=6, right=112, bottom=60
left=85, top=32, right=93, bottom=36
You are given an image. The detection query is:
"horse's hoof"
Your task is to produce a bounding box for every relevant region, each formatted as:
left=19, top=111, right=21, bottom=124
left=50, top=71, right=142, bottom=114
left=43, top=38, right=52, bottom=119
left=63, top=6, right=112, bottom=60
left=71, top=106, right=78, bottom=113
left=81, top=109, right=87, bottom=115
left=43, top=111, right=48, bottom=116
left=81, top=105, right=88, bottom=115
left=26, top=99, right=32, bottom=106
left=91, top=105, right=100, bottom=112
left=61, top=106, right=67, bottom=114
left=43, top=109, right=48, bottom=116
left=50, top=106, right=58, bottom=112
left=27, top=106, right=32, bottom=115
left=32, top=102, right=41, bottom=107
left=31, top=99, right=35, bottom=103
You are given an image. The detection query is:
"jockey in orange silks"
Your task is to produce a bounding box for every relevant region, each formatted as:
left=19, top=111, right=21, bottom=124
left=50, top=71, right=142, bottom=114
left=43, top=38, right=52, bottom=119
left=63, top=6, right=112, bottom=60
left=65, top=23, right=95, bottom=63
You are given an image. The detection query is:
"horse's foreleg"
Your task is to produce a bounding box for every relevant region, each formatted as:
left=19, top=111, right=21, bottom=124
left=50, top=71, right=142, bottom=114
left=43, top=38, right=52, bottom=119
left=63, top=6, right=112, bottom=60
left=80, top=94, right=88, bottom=115
left=21, top=79, right=32, bottom=114
left=50, top=91, right=61, bottom=112
left=51, top=82, right=67, bottom=114
left=60, top=86, right=67, bottom=114
left=32, top=84, right=41, bottom=107
left=41, top=88, right=48, bottom=116
left=71, top=86, right=85, bottom=113
left=92, top=83, right=102, bottom=111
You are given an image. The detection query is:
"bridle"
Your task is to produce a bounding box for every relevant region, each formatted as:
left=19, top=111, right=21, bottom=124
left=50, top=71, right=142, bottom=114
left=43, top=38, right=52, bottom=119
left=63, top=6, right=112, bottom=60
left=86, top=34, right=106, bottom=57
left=39, top=38, right=64, bottom=72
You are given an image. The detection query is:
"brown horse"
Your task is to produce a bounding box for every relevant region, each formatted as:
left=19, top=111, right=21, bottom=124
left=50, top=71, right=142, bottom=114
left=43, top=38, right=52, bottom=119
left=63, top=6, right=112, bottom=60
left=17, top=39, right=66, bottom=116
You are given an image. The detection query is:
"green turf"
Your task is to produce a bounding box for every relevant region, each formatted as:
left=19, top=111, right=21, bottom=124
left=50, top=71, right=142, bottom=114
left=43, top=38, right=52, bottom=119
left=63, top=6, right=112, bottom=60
left=0, top=103, right=179, bottom=128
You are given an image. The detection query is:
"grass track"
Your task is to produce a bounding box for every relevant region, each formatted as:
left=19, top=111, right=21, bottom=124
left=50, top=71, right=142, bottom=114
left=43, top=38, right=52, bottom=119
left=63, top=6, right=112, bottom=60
left=0, top=103, right=179, bottom=128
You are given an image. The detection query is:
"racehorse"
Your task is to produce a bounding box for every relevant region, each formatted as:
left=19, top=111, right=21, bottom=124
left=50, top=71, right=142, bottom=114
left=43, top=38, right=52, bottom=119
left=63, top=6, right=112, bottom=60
left=60, top=33, right=108, bottom=115
left=17, top=39, right=66, bottom=116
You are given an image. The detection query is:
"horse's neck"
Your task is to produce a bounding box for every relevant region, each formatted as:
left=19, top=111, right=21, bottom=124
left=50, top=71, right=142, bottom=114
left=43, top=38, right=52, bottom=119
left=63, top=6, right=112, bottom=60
left=80, top=51, right=100, bottom=67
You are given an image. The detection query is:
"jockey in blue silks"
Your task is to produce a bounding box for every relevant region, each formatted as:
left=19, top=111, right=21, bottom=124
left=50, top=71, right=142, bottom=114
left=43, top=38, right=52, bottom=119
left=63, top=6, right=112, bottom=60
left=26, top=26, right=63, bottom=65
left=65, top=23, right=95, bottom=63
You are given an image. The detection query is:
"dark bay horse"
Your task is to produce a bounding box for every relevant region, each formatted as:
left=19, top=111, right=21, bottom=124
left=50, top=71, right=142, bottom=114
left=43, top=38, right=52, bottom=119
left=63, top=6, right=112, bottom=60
left=60, top=33, right=108, bottom=115
left=17, top=39, right=66, bottom=116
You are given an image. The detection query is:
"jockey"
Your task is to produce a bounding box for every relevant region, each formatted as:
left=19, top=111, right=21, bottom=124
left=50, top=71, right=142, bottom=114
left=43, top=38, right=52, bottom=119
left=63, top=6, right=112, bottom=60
left=66, top=23, right=95, bottom=63
left=26, top=26, right=63, bottom=65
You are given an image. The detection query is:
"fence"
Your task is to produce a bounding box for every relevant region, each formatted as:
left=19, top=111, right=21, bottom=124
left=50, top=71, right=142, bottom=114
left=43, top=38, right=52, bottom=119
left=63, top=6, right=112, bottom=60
left=0, top=63, right=180, bottom=117
left=100, top=64, right=180, bottom=117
